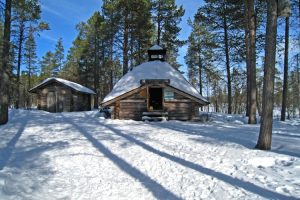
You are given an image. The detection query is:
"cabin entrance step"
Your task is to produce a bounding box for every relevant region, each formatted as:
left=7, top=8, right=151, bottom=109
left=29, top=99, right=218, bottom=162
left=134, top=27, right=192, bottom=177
left=142, top=112, right=168, bottom=121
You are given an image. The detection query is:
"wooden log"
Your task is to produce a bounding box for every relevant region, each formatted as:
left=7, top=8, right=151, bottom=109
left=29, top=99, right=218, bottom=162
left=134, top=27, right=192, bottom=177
left=164, top=103, right=191, bottom=109
left=164, top=99, right=192, bottom=103
left=120, top=99, right=146, bottom=103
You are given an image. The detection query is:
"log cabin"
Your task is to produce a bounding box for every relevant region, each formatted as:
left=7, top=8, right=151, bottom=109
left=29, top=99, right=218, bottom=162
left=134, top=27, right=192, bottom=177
left=29, top=78, right=95, bottom=112
left=101, top=45, right=209, bottom=121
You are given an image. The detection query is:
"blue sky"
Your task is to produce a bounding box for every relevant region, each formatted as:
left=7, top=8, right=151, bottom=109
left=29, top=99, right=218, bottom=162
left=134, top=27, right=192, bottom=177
left=36, top=0, right=204, bottom=74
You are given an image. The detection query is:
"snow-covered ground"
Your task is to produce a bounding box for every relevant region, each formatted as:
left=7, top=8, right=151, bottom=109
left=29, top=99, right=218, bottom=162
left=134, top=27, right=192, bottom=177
left=0, top=110, right=299, bottom=200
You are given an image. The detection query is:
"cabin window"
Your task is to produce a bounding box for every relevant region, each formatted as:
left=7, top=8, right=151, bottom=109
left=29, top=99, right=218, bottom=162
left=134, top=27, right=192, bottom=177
left=164, top=88, right=174, bottom=100
left=151, top=55, right=158, bottom=59
left=151, top=55, right=164, bottom=59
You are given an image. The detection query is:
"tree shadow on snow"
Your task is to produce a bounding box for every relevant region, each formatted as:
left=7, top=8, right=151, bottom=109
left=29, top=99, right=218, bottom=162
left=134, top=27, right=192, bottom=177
left=62, top=115, right=182, bottom=200
left=0, top=111, right=70, bottom=198
left=0, top=140, right=69, bottom=198
left=84, top=117, right=296, bottom=200
left=150, top=122, right=300, bottom=158
left=7, top=140, right=69, bottom=169
left=0, top=112, right=30, bottom=170
left=150, top=122, right=258, bottom=148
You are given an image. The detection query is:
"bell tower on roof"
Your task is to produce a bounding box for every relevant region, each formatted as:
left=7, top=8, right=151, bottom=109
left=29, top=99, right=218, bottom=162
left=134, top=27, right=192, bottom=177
left=148, top=45, right=166, bottom=62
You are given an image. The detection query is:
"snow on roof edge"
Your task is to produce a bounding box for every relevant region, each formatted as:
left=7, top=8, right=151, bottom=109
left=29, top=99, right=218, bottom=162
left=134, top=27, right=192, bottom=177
left=29, top=77, right=96, bottom=94
left=149, top=45, right=164, bottom=50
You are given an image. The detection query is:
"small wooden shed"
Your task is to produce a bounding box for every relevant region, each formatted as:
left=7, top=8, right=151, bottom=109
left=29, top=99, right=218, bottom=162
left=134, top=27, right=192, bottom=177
left=29, top=78, right=95, bottom=113
left=101, top=45, right=209, bottom=121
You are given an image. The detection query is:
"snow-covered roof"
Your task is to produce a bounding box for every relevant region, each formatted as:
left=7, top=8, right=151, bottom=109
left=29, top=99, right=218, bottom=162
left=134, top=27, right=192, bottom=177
left=102, top=61, right=209, bottom=104
left=149, top=45, right=164, bottom=50
left=29, top=77, right=96, bottom=94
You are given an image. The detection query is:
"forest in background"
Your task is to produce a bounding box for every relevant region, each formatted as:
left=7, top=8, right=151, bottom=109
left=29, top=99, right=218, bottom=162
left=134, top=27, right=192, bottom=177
left=0, top=0, right=299, bottom=118
left=0, top=0, right=186, bottom=108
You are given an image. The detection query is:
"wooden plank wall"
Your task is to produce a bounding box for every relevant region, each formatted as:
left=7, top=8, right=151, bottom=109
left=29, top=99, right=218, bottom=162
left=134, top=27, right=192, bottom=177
left=116, top=88, right=147, bottom=120
left=164, top=93, right=194, bottom=120
left=72, top=92, right=91, bottom=111
left=39, top=83, right=71, bottom=112
left=164, top=101, right=191, bottom=120
left=119, top=100, right=147, bottom=120
left=37, top=82, right=91, bottom=112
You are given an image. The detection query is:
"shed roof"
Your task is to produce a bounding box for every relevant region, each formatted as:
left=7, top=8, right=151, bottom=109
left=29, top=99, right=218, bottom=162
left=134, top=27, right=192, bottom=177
left=29, top=77, right=96, bottom=94
left=102, top=61, right=209, bottom=105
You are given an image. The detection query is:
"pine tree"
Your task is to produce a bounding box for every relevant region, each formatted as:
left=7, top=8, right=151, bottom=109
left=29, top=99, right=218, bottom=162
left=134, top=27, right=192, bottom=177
left=53, top=38, right=64, bottom=75
left=12, top=0, right=48, bottom=108
left=40, top=51, right=55, bottom=79
left=24, top=27, right=38, bottom=88
left=0, top=0, right=12, bottom=125
left=196, top=0, right=244, bottom=114
left=256, top=0, right=278, bottom=150
left=185, top=13, right=217, bottom=96
left=128, top=0, right=153, bottom=67
left=86, top=12, right=104, bottom=107
left=102, top=0, right=119, bottom=90
left=23, top=27, right=37, bottom=108
left=256, top=0, right=291, bottom=150
left=245, top=0, right=257, bottom=124
left=288, top=54, right=300, bottom=118
left=103, top=0, right=154, bottom=75
left=59, top=47, right=80, bottom=82
left=62, top=12, right=111, bottom=105
left=152, top=0, right=185, bottom=68
left=281, top=17, right=290, bottom=121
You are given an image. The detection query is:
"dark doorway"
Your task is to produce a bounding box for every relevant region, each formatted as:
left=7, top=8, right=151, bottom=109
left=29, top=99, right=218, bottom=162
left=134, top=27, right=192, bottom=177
left=149, top=88, right=163, bottom=110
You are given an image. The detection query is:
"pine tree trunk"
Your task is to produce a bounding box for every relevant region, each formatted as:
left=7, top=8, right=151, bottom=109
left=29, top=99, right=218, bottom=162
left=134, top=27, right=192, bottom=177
left=256, top=0, right=278, bottom=150
left=223, top=13, right=232, bottom=114
left=256, top=85, right=262, bottom=116
left=101, top=40, right=106, bottom=96
left=0, top=0, right=12, bottom=125
left=93, top=35, right=100, bottom=109
left=198, top=52, right=203, bottom=96
left=122, top=6, right=129, bottom=75
left=296, top=54, right=300, bottom=118
left=248, top=0, right=257, bottom=124
left=138, top=37, right=142, bottom=65
left=109, top=37, right=114, bottom=92
left=198, top=51, right=203, bottom=111
left=28, top=54, right=32, bottom=109
left=16, top=22, right=25, bottom=109
left=281, top=17, right=289, bottom=121
left=245, top=0, right=250, bottom=117
left=157, top=2, right=161, bottom=45
left=130, top=30, right=134, bottom=69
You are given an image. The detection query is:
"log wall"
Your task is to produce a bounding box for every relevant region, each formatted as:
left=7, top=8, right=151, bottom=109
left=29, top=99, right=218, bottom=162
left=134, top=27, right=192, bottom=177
left=118, top=88, right=148, bottom=120
left=112, top=86, right=200, bottom=121
left=119, top=100, right=147, bottom=120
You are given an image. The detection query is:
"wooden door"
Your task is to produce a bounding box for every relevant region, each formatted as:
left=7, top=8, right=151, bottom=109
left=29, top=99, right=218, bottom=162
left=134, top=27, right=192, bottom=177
left=47, top=92, right=56, bottom=112
left=57, top=94, right=64, bottom=112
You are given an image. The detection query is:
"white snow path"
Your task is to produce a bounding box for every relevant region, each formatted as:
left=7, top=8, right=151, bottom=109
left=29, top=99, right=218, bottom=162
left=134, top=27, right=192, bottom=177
left=0, top=110, right=299, bottom=200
